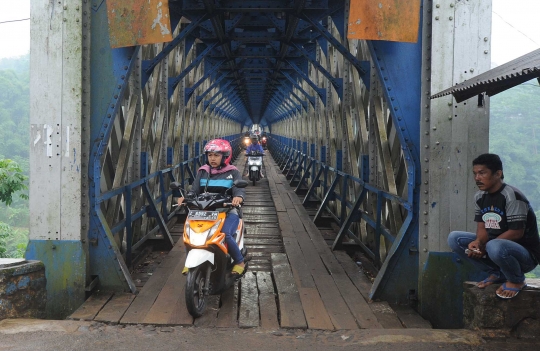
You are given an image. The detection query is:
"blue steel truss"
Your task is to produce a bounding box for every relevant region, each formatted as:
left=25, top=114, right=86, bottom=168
left=33, top=0, right=427, bottom=311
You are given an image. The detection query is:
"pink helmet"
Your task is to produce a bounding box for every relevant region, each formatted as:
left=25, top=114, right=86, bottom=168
left=204, top=139, right=232, bottom=165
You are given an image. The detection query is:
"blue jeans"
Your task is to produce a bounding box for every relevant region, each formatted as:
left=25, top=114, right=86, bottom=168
left=447, top=231, right=537, bottom=283
left=222, top=213, right=244, bottom=264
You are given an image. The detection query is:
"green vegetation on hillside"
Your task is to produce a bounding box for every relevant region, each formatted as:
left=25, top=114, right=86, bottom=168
left=0, top=55, right=30, bottom=258
left=490, top=79, right=540, bottom=278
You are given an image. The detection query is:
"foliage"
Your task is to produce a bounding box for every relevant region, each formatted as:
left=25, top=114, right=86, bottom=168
left=0, top=222, right=27, bottom=258
left=0, top=55, right=30, bottom=256
left=0, top=159, right=28, bottom=206
left=490, top=80, right=540, bottom=278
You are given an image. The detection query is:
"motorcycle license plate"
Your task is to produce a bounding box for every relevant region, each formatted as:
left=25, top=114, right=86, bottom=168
left=188, top=211, right=219, bottom=220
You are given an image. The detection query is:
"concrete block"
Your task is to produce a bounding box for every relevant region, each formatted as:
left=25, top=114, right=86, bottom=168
left=463, top=280, right=540, bottom=338
left=0, top=259, right=46, bottom=320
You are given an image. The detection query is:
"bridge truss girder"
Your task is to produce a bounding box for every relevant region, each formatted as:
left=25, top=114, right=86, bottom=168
left=28, top=0, right=492, bottom=323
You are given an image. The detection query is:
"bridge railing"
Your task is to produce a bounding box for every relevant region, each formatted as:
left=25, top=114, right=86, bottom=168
left=96, top=137, right=242, bottom=268
left=268, top=136, right=412, bottom=268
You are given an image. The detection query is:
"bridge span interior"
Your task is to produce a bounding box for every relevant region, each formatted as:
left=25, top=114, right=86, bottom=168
left=28, top=0, right=492, bottom=328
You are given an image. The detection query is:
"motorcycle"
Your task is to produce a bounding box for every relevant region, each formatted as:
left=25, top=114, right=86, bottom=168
left=261, top=136, right=267, bottom=149
left=170, top=179, right=249, bottom=317
left=247, top=151, right=264, bottom=186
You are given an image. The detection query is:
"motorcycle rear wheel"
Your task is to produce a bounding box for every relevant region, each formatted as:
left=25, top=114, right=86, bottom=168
left=185, top=265, right=207, bottom=317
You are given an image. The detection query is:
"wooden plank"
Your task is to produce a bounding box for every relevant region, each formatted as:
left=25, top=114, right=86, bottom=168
left=276, top=212, right=295, bottom=238
left=120, top=250, right=182, bottom=324
left=291, top=228, right=358, bottom=330
left=257, top=272, right=279, bottom=330
left=369, top=302, right=404, bottom=328
left=94, top=293, right=135, bottom=323
left=286, top=209, right=305, bottom=233
left=267, top=180, right=287, bottom=212
left=271, top=253, right=307, bottom=329
left=298, top=288, right=335, bottom=330
left=282, top=237, right=316, bottom=288
left=312, top=274, right=359, bottom=330
left=287, top=191, right=302, bottom=205
left=216, top=282, right=239, bottom=328
left=142, top=247, right=190, bottom=325
left=276, top=184, right=295, bottom=209
left=333, top=250, right=373, bottom=301
left=390, top=304, right=432, bottom=329
left=238, top=272, right=259, bottom=328
left=68, top=290, right=114, bottom=321
left=320, top=253, right=382, bottom=329
left=194, top=295, right=220, bottom=327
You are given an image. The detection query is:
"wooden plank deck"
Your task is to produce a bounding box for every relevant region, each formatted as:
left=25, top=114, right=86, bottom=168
left=68, top=153, right=431, bottom=330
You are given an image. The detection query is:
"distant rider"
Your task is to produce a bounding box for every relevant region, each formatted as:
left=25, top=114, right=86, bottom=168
left=177, top=139, right=246, bottom=276
left=244, top=136, right=264, bottom=177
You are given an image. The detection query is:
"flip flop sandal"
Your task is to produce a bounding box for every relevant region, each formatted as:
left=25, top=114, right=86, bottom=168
left=496, top=282, right=527, bottom=299
left=231, top=262, right=249, bottom=280
left=476, top=276, right=505, bottom=289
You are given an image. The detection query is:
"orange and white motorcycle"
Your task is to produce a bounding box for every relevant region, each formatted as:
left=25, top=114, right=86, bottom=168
left=170, top=180, right=249, bottom=317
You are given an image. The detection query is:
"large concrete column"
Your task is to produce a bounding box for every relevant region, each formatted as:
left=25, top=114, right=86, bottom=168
left=419, top=0, right=492, bottom=328
left=27, top=0, right=89, bottom=318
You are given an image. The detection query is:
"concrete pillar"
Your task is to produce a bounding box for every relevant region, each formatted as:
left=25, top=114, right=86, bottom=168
left=419, top=0, right=492, bottom=327
left=27, top=0, right=89, bottom=318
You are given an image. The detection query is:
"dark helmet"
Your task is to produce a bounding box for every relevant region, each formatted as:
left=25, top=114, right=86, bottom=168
left=204, top=139, right=233, bottom=165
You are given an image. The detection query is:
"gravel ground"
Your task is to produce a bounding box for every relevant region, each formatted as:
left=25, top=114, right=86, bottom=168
left=0, top=319, right=537, bottom=351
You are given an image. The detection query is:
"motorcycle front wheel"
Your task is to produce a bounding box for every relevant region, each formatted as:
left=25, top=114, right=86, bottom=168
left=185, top=265, right=208, bottom=317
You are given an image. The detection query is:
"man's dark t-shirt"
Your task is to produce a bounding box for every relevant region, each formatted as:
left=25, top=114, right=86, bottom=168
left=474, top=183, right=540, bottom=263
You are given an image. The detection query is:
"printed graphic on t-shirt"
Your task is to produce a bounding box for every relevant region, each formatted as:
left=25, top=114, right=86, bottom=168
left=482, top=212, right=502, bottom=229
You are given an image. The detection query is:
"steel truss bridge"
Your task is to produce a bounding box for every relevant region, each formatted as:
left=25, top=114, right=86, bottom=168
left=28, top=0, right=491, bottom=326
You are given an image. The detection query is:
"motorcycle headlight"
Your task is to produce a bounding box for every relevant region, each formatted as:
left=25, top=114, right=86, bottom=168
left=186, top=220, right=222, bottom=246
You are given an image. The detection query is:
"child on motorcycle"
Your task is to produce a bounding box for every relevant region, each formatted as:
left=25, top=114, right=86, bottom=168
left=177, top=139, right=246, bottom=275
left=244, top=136, right=265, bottom=177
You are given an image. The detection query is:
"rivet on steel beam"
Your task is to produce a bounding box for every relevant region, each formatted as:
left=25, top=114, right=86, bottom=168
left=425, top=131, right=429, bottom=135
left=425, top=169, right=429, bottom=173
left=450, top=3, right=454, bottom=7
left=424, top=158, right=429, bottom=162
left=435, top=16, right=439, bottom=20
left=423, top=248, right=428, bottom=252
left=424, top=181, right=429, bottom=185
left=484, top=50, right=489, bottom=54
left=423, top=211, right=428, bottom=215
left=436, top=141, right=440, bottom=145
left=436, top=4, right=440, bottom=8
left=63, top=18, right=67, bottom=22
left=424, top=190, right=429, bottom=194
left=424, top=200, right=428, bottom=204
left=423, top=235, right=428, bottom=239
left=424, top=145, right=429, bottom=149
left=425, top=118, right=429, bottom=122
left=423, top=222, right=428, bottom=225
left=470, top=68, right=475, bottom=72
left=432, top=126, right=437, bottom=130
left=449, top=16, right=453, bottom=20
left=484, top=37, right=489, bottom=42
left=398, top=117, right=402, bottom=121
left=63, top=6, right=67, bottom=10
left=449, top=116, right=453, bottom=120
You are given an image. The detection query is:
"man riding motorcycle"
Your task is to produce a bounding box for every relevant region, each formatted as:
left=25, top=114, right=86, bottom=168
left=244, top=136, right=265, bottom=177
left=177, top=139, right=246, bottom=275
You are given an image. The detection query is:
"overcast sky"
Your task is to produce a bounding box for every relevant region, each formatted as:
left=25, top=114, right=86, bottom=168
left=0, top=0, right=539, bottom=67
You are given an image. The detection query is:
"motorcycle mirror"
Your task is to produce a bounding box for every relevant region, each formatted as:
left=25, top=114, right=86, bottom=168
left=233, top=179, right=248, bottom=188
left=169, top=181, right=181, bottom=190
left=169, top=181, right=185, bottom=197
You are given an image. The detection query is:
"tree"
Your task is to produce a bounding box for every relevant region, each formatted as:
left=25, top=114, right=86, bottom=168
left=0, top=159, right=27, bottom=206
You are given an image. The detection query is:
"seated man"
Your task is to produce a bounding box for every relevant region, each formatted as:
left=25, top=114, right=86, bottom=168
left=448, top=153, right=540, bottom=298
